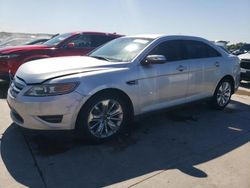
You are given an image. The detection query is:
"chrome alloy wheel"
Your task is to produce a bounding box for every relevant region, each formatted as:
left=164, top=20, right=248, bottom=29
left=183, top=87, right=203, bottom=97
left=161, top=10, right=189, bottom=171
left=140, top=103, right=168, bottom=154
left=87, top=99, right=124, bottom=138
left=216, top=82, right=231, bottom=107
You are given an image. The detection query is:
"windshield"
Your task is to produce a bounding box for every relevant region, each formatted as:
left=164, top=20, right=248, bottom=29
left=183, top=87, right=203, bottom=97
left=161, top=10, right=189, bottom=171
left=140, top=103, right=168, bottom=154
left=89, top=37, right=153, bottom=62
left=43, top=33, right=73, bottom=46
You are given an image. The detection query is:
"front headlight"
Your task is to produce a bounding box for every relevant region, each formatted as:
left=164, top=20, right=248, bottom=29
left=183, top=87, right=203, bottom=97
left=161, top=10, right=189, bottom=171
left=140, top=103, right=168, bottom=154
left=24, top=82, right=79, bottom=96
left=0, top=54, right=19, bottom=59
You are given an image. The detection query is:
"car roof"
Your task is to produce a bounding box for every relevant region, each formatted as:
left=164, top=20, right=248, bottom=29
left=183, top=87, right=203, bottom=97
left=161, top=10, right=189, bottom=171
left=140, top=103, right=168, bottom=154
left=122, top=34, right=227, bottom=55
left=124, top=34, right=209, bottom=42
left=69, top=31, right=123, bottom=36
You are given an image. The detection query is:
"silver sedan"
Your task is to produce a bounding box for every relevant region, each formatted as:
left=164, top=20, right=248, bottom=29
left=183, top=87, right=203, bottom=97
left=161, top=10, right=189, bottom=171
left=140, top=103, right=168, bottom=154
left=7, top=35, right=241, bottom=141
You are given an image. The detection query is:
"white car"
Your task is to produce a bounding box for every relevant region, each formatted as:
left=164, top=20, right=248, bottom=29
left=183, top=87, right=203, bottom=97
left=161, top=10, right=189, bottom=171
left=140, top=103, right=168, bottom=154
left=7, top=35, right=241, bottom=141
left=238, top=52, right=250, bottom=81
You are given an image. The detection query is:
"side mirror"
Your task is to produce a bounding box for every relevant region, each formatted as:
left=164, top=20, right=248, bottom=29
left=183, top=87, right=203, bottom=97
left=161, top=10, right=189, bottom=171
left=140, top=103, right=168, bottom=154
left=141, top=55, right=166, bottom=65
left=67, top=42, right=75, bottom=48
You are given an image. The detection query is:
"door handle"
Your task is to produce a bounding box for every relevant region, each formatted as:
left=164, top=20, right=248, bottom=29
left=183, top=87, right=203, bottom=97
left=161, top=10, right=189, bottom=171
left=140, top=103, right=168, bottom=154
left=176, top=65, right=187, bottom=72
left=215, top=61, right=220, bottom=67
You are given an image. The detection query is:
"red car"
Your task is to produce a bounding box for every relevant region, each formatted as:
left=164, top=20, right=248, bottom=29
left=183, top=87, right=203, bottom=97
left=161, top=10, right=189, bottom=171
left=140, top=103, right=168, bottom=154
left=0, top=31, right=122, bottom=80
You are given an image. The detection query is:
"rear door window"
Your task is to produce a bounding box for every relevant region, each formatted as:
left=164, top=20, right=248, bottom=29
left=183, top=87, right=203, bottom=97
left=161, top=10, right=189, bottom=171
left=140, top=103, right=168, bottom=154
left=63, top=34, right=92, bottom=48
left=183, top=40, right=221, bottom=59
left=92, top=35, right=117, bottom=47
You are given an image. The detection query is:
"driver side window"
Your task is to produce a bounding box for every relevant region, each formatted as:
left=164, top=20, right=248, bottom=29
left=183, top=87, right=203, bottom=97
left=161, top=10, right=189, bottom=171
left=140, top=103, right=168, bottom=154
left=64, top=34, right=92, bottom=48
left=149, top=40, right=185, bottom=62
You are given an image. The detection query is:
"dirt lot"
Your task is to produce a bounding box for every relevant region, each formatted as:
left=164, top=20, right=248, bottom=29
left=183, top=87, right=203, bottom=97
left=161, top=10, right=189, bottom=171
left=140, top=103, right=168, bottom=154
left=1, top=80, right=250, bottom=188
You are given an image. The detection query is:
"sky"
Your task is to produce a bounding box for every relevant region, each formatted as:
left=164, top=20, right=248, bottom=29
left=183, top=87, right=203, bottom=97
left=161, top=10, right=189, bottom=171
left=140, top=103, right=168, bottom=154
left=0, top=0, right=249, bottom=43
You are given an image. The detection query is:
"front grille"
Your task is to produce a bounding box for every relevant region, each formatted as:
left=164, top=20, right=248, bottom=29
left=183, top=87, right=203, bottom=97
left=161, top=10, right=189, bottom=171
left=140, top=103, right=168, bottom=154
left=10, top=77, right=26, bottom=98
left=241, top=59, right=250, bottom=70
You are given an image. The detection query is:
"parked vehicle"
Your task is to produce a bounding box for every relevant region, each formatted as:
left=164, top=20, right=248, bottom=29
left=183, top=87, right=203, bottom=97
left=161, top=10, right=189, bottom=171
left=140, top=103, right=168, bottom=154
left=7, top=35, right=241, bottom=141
left=0, top=32, right=122, bottom=80
left=214, top=40, right=229, bottom=49
left=24, top=38, right=50, bottom=45
left=238, top=52, right=250, bottom=81
left=0, top=37, right=35, bottom=48
left=24, top=34, right=60, bottom=45
left=232, top=43, right=250, bottom=55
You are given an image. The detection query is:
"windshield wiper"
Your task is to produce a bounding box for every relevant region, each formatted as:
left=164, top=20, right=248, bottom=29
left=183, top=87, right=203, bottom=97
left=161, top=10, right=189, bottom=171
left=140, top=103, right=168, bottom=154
left=90, top=55, right=110, bottom=61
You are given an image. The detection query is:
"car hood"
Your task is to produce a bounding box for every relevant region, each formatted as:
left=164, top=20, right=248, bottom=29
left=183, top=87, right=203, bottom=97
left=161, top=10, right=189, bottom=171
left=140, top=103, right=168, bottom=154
left=15, top=56, right=129, bottom=84
left=0, top=45, right=50, bottom=54
left=238, top=52, right=250, bottom=60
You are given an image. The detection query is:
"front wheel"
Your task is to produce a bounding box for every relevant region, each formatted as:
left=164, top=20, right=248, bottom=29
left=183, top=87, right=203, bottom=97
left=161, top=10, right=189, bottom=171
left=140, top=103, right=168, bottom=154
left=212, top=79, right=232, bottom=110
left=76, top=93, right=129, bottom=142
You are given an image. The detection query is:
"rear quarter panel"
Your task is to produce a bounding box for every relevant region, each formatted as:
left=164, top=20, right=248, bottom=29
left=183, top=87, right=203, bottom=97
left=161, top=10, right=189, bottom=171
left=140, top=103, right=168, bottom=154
left=216, top=55, right=240, bottom=92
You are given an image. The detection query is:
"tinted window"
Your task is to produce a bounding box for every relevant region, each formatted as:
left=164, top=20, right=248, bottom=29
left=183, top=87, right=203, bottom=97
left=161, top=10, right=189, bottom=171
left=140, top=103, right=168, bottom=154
left=92, top=35, right=116, bottom=47
left=65, top=34, right=92, bottom=48
left=149, top=40, right=185, bottom=61
left=183, top=40, right=221, bottom=59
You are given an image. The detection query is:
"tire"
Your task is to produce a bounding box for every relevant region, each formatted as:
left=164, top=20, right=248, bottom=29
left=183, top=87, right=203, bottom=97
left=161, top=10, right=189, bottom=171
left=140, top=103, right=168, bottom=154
left=76, top=92, right=130, bottom=142
left=212, top=78, right=233, bottom=110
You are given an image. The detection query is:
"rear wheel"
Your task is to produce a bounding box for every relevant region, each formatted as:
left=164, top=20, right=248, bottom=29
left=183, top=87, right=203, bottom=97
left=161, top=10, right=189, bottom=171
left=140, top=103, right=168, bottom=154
left=212, top=79, right=232, bottom=110
left=76, top=93, right=129, bottom=142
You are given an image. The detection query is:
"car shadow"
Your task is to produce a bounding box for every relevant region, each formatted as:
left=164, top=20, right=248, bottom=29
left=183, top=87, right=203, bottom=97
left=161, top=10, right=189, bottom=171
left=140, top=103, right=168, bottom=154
left=1, top=99, right=250, bottom=188
left=0, top=80, right=9, bottom=99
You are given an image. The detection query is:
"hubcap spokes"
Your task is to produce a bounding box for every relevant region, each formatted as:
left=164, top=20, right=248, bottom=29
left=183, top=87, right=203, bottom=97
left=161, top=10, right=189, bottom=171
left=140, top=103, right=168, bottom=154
left=217, top=82, right=231, bottom=106
left=87, top=99, right=123, bottom=138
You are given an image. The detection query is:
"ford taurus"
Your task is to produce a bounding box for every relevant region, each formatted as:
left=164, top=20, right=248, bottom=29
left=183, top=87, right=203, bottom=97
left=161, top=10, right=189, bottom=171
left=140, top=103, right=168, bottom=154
left=7, top=35, right=241, bottom=141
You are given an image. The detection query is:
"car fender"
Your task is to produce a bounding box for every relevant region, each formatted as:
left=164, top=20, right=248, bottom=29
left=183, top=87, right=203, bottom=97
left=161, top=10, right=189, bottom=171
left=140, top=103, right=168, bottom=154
left=76, top=78, right=140, bottom=116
